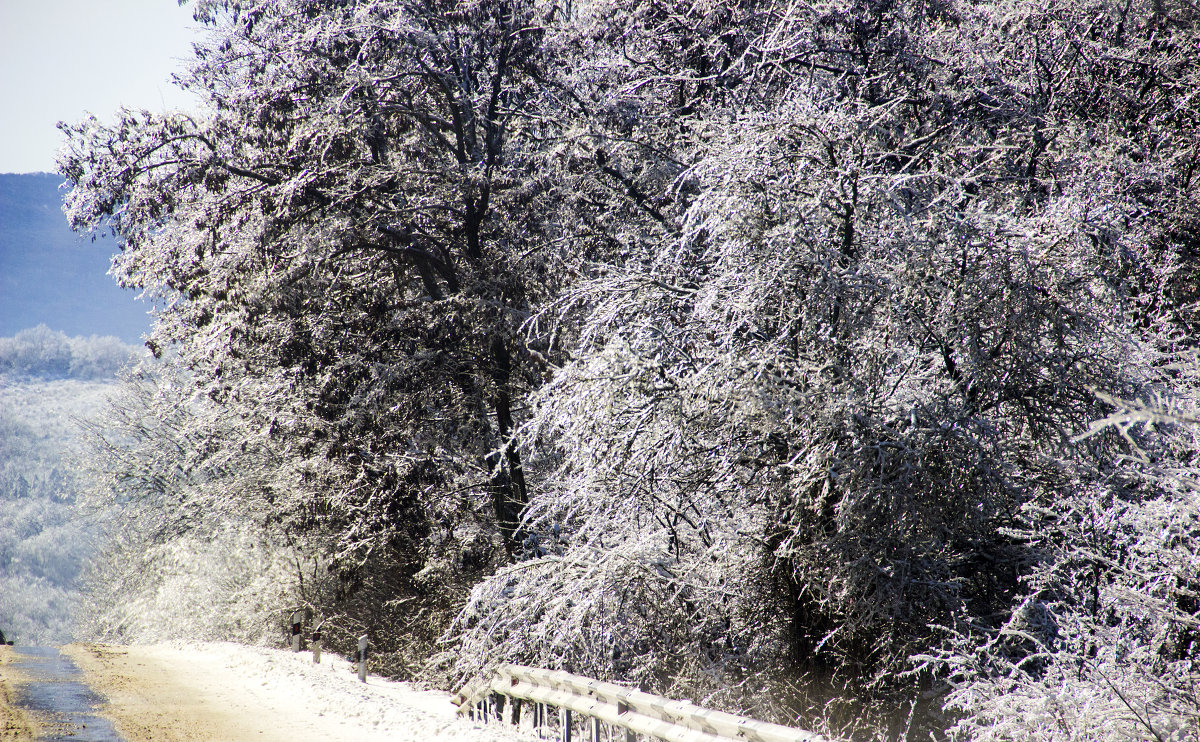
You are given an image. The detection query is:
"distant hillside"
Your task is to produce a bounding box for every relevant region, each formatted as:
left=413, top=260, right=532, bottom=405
left=0, top=327, right=141, bottom=643
left=0, top=172, right=151, bottom=344
left=0, top=373, right=120, bottom=644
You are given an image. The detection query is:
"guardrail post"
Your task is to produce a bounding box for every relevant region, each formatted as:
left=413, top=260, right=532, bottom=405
left=617, top=701, right=635, bottom=742
left=357, top=634, right=369, bottom=682
left=454, top=664, right=825, bottom=742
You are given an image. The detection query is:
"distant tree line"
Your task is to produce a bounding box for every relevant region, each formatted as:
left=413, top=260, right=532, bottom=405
left=62, top=1, right=1200, bottom=739
left=0, top=325, right=140, bottom=380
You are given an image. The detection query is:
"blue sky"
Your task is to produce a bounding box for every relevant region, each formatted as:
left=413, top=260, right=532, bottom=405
left=0, top=0, right=200, bottom=174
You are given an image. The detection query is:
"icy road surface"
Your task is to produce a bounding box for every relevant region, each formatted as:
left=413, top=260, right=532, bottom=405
left=62, top=642, right=537, bottom=742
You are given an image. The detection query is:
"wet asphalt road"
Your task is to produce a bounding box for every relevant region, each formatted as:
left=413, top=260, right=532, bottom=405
left=9, top=647, right=123, bottom=742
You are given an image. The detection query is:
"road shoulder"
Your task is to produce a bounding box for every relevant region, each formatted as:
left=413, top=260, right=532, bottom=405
left=63, top=642, right=273, bottom=742
left=62, top=642, right=536, bottom=742
left=0, top=646, right=37, bottom=742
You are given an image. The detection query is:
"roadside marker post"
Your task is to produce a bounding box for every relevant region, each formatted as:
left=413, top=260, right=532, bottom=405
left=290, top=610, right=304, bottom=653
left=357, top=634, right=369, bottom=683
left=312, top=627, right=323, bottom=664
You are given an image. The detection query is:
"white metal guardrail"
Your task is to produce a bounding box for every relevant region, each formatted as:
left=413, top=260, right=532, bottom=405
left=453, top=665, right=827, bottom=742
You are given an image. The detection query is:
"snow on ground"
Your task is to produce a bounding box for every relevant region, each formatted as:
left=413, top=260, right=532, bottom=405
left=73, top=641, right=540, bottom=742
left=175, top=641, right=539, bottom=741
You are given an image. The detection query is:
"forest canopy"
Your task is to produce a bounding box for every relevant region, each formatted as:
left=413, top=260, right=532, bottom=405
left=61, top=1, right=1200, bottom=739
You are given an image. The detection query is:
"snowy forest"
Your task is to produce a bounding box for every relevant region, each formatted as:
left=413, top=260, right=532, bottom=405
left=56, top=0, right=1200, bottom=739
left=0, top=327, right=141, bottom=643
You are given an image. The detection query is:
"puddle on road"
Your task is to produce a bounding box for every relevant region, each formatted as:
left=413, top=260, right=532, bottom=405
left=9, top=647, right=124, bottom=742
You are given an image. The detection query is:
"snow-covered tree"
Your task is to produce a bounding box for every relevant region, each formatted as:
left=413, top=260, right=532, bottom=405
left=61, top=0, right=1200, bottom=735
left=449, top=1, right=1200, bottom=735
left=61, top=0, right=572, bottom=656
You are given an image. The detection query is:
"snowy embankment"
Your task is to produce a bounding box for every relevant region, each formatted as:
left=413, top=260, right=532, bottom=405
left=66, top=642, right=537, bottom=742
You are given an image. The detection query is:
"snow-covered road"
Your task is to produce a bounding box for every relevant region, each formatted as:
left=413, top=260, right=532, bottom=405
left=63, top=642, right=537, bottom=742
